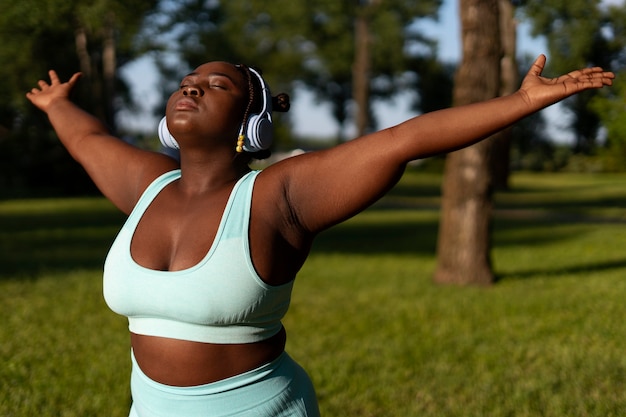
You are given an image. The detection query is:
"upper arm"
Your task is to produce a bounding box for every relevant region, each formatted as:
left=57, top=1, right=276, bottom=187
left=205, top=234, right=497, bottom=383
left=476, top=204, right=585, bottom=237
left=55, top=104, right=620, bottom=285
left=263, top=128, right=408, bottom=236
left=261, top=89, right=551, bottom=237
left=72, top=132, right=178, bottom=214
left=40, top=97, right=179, bottom=214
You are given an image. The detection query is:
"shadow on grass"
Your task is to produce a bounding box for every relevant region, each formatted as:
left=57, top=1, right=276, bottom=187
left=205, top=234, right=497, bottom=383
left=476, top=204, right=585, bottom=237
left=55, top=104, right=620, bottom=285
left=1, top=171, right=624, bottom=283
left=495, top=258, right=626, bottom=281
left=0, top=204, right=126, bottom=280
left=312, top=208, right=613, bottom=256
left=312, top=215, right=440, bottom=256
left=496, top=182, right=626, bottom=212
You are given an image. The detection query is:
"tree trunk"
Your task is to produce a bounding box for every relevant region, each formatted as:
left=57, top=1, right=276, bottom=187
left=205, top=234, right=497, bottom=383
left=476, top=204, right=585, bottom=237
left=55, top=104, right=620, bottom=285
left=102, top=11, right=117, bottom=131
left=353, top=10, right=371, bottom=137
left=433, top=0, right=502, bottom=286
left=74, top=27, right=92, bottom=78
left=491, top=0, right=519, bottom=190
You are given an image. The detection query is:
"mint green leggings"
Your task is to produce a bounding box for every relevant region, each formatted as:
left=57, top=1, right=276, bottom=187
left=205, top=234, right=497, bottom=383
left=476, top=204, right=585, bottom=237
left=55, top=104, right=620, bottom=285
left=128, top=350, right=320, bottom=417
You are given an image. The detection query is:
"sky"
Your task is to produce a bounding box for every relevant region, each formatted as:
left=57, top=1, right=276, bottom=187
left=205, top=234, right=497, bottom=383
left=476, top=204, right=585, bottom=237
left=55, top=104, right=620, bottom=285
left=119, top=0, right=618, bottom=143
left=289, top=0, right=548, bottom=139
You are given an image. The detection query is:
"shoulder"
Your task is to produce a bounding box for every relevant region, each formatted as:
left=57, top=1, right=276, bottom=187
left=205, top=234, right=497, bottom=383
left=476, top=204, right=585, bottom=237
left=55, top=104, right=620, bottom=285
left=114, top=151, right=180, bottom=215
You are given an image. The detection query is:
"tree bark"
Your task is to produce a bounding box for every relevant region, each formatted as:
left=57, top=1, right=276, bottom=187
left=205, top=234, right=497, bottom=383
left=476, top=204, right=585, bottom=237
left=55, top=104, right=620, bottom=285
left=74, top=27, right=92, bottom=78
left=353, top=10, right=371, bottom=137
left=491, top=0, right=519, bottom=190
left=102, top=11, right=117, bottom=131
left=433, top=0, right=502, bottom=286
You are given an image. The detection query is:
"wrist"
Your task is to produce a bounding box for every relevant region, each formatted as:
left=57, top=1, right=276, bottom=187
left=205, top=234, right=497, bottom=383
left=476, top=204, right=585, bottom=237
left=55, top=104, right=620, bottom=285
left=44, top=96, right=73, bottom=116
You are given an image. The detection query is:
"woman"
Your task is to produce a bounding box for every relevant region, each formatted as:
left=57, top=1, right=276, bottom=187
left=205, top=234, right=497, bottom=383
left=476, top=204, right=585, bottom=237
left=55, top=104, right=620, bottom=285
left=26, top=56, right=613, bottom=416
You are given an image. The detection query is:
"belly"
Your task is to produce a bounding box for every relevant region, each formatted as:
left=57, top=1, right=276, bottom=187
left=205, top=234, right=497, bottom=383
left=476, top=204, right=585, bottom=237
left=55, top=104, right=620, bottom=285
left=130, top=327, right=286, bottom=386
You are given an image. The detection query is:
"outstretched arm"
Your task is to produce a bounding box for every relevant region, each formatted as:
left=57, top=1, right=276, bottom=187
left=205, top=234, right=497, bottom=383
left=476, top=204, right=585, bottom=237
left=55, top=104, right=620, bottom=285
left=273, top=55, right=614, bottom=236
left=389, top=54, right=614, bottom=159
left=26, top=71, right=177, bottom=213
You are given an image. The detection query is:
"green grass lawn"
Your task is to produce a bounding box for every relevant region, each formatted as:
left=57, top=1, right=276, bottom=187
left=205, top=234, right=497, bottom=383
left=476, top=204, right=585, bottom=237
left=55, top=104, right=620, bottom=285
left=1, top=171, right=625, bottom=416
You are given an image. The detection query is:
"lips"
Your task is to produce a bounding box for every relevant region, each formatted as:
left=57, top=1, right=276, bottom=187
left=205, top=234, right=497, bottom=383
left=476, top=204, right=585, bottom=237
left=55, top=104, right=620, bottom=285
left=175, top=97, right=199, bottom=111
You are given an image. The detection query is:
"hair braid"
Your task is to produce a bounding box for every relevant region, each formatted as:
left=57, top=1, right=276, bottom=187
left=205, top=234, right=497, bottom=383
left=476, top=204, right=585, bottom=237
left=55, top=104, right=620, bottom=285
left=234, top=64, right=290, bottom=160
left=236, top=64, right=255, bottom=139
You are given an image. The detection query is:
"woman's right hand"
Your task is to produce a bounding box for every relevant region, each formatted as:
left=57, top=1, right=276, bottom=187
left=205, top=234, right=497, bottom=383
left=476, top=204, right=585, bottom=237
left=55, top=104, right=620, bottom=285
left=26, top=70, right=82, bottom=112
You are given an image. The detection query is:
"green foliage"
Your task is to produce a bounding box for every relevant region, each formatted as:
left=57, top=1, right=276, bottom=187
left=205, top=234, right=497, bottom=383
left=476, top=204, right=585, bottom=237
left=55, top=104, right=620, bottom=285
left=143, top=0, right=442, bottom=139
left=0, top=0, right=156, bottom=196
left=523, top=0, right=605, bottom=70
left=596, top=4, right=626, bottom=169
left=521, top=0, right=626, bottom=154
left=1, top=172, right=626, bottom=416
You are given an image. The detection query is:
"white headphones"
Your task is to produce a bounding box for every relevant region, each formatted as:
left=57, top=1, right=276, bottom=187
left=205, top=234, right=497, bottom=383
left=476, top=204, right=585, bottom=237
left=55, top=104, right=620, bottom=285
left=158, top=67, right=273, bottom=153
left=158, top=116, right=179, bottom=149
left=239, top=67, right=273, bottom=152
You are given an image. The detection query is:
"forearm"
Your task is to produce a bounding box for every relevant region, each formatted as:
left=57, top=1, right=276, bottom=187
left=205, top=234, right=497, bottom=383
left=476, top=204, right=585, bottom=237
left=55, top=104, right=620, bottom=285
left=388, top=55, right=615, bottom=162
left=44, top=98, right=112, bottom=160
left=389, top=90, right=531, bottom=161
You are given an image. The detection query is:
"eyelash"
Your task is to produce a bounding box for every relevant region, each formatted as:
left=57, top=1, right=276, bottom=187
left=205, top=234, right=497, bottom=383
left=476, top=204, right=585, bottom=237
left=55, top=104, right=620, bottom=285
left=179, top=83, right=225, bottom=90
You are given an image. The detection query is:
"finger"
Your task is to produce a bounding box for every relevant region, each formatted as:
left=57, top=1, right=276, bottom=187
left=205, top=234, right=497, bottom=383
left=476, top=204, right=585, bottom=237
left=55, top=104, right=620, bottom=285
left=37, top=80, right=49, bottom=89
left=48, top=70, right=60, bottom=84
left=25, top=87, right=41, bottom=99
left=572, top=70, right=614, bottom=85
left=570, top=67, right=614, bottom=80
left=576, top=67, right=604, bottom=78
left=600, top=75, right=614, bottom=86
left=576, top=73, right=613, bottom=88
left=588, top=70, right=615, bottom=84
left=602, top=71, right=616, bottom=80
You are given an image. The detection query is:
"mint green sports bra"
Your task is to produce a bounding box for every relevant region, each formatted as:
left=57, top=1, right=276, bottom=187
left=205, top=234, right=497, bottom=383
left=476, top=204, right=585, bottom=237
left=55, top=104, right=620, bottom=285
left=103, top=170, right=294, bottom=344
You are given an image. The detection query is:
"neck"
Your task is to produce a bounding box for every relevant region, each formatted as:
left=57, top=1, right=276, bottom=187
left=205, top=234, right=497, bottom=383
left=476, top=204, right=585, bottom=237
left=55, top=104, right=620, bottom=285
left=176, top=149, right=251, bottom=196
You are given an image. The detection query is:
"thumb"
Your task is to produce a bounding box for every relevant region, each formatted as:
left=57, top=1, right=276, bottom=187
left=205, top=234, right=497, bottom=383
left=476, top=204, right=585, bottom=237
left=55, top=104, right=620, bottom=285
left=529, top=54, right=547, bottom=77
left=67, top=72, right=82, bottom=87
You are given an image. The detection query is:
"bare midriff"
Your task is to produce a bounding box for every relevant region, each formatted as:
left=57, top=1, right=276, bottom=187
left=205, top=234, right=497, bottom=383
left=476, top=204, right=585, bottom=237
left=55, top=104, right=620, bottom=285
left=130, top=326, right=286, bottom=386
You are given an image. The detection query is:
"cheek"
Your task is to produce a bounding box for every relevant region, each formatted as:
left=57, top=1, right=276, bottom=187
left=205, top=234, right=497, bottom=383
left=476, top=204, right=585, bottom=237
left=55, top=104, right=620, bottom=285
left=165, top=94, right=177, bottom=115
left=232, top=98, right=248, bottom=126
left=164, top=102, right=174, bottom=123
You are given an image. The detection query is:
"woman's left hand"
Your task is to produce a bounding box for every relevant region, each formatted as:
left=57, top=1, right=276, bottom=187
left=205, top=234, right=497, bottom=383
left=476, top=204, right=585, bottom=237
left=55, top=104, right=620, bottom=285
left=518, top=54, right=615, bottom=110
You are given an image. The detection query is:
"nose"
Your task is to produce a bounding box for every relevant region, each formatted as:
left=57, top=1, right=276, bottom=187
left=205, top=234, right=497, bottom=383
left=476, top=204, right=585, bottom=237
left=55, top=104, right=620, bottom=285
left=183, top=85, right=204, bottom=97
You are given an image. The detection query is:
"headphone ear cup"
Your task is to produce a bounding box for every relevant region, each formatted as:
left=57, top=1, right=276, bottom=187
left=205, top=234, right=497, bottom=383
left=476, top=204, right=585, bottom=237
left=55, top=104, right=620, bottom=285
left=245, top=114, right=273, bottom=152
left=158, top=117, right=179, bottom=150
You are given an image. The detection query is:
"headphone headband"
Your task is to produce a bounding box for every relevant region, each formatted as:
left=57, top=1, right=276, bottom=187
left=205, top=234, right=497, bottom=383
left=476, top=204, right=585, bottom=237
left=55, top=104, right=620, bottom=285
left=239, top=67, right=273, bottom=152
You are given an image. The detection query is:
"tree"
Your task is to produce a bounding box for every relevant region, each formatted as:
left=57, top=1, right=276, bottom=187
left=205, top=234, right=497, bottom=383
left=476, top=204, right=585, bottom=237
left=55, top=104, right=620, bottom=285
left=491, top=0, right=520, bottom=190
left=138, top=0, right=318, bottom=149
left=0, top=0, right=154, bottom=195
left=143, top=0, right=442, bottom=142
left=588, top=3, right=626, bottom=170
left=352, top=1, right=377, bottom=137
left=301, top=0, right=442, bottom=139
left=433, top=0, right=502, bottom=286
left=522, top=0, right=622, bottom=154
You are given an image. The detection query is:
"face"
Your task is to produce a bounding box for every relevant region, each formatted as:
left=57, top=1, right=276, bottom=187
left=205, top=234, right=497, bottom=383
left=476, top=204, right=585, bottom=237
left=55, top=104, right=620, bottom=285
left=165, top=61, right=248, bottom=148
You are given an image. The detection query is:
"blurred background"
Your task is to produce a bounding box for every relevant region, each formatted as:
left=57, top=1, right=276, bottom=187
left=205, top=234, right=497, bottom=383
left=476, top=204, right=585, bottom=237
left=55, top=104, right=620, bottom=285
left=1, top=2, right=626, bottom=415
left=0, top=0, right=624, bottom=198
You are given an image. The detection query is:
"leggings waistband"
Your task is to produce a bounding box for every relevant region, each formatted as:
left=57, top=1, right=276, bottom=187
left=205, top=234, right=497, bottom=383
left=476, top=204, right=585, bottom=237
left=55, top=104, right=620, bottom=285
left=130, top=348, right=287, bottom=396
left=129, top=348, right=320, bottom=416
